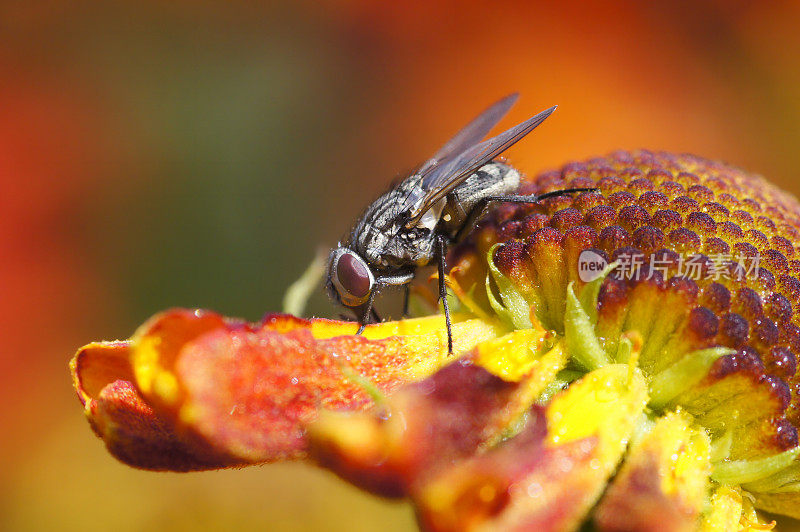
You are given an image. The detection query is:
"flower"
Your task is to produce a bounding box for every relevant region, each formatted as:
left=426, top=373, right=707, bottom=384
left=72, top=151, right=800, bottom=530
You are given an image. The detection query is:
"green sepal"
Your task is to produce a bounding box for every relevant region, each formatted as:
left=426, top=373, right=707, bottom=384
left=564, top=281, right=610, bottom=371
left=485, top=243, right=531, bottom=330
left=578, top=260, right=618, bottom=325
left=648, top=347, right=735, bottom=409
left=712, top=446, right=800, bottom=486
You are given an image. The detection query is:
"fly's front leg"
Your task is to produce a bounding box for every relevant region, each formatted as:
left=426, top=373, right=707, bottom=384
left=355, top=287, right=379, bottom=335
left=357, top=269, right=415, bottom=335
left=401, top=284, right=411, bottom=318
left=435, top=234, right=454, bottom=355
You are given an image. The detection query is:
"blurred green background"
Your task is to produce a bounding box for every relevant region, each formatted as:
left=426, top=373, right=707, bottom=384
left=3, top=1, right=800, bottom=530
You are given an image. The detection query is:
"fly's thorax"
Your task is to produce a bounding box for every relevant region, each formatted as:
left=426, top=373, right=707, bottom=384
left=347, top=188, right=405, bottom=259
left=358, top=219, right=436, bottom=269
left=346, top=175, right=438, bottom=270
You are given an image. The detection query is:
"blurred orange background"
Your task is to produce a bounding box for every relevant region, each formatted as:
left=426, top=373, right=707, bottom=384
left=3, top=1, right=800, bottom=530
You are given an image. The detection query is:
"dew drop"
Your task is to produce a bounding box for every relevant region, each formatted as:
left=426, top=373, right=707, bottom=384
left=526, top=482, right=543, bottom=498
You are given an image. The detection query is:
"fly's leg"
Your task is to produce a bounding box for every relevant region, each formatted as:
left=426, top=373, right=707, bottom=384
left=435, top=234, right=454, bottom=355
left=356, top=287, right=379, bottom=335
left=401, top=284, right=411, bottom=318
left=453, top=187, right=597, bottom=242
left=355, top=270, right=415, bottom=335
left=488, top=186, right=597, bottom=204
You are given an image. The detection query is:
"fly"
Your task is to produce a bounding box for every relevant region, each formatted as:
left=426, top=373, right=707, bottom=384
left=326, top=94, right=595, bottom=354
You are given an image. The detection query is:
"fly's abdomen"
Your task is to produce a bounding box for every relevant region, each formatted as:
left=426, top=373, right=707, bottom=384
left=440, top=161, right=520, bottom=233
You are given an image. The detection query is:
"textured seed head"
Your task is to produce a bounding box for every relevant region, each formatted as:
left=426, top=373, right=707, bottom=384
left=460, top=150, right=800, bottom=454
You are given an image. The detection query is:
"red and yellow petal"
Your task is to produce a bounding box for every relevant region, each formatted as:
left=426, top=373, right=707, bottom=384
left=594, top=411, right=711, bottom=532
left=70, top=341, right=233, bottom=470
left=71, top=308, right=502, bottom=469
left=308, top=341, right=559, bottom=498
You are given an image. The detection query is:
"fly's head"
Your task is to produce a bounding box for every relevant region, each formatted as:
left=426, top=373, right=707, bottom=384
left=326, top=246, right=376, bottom=310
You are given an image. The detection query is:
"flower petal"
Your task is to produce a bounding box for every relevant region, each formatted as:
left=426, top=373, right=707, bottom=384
left=309, top=356, right=547, bottom=497
left=413, top=415, right=595, bottom=532
left=594, top=412, right=711, bottom=531
left=70, top=341, right=233, bottom=470
left=75, top=308, right=501, bottom=469
left=410, top=364, right=649, bottom=531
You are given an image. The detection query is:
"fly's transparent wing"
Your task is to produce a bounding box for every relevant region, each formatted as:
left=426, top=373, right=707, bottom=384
left=415, top=93, right=519, bottom=179
left=404, top=105, right=557, bottom=227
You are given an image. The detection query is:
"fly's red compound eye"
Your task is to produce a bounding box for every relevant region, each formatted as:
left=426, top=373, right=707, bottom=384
left=337, top=253, right=370, bottom=299
left=329, top=249, right=374, bottom=307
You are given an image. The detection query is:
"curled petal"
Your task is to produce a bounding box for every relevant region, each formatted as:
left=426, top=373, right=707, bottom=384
left=73, top=309, right=502, bottom=469
left=70, top=341, right=233, bottom=470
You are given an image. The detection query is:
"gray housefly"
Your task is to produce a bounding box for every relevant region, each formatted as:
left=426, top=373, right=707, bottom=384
left=326, top=94, right=594, bottom=353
